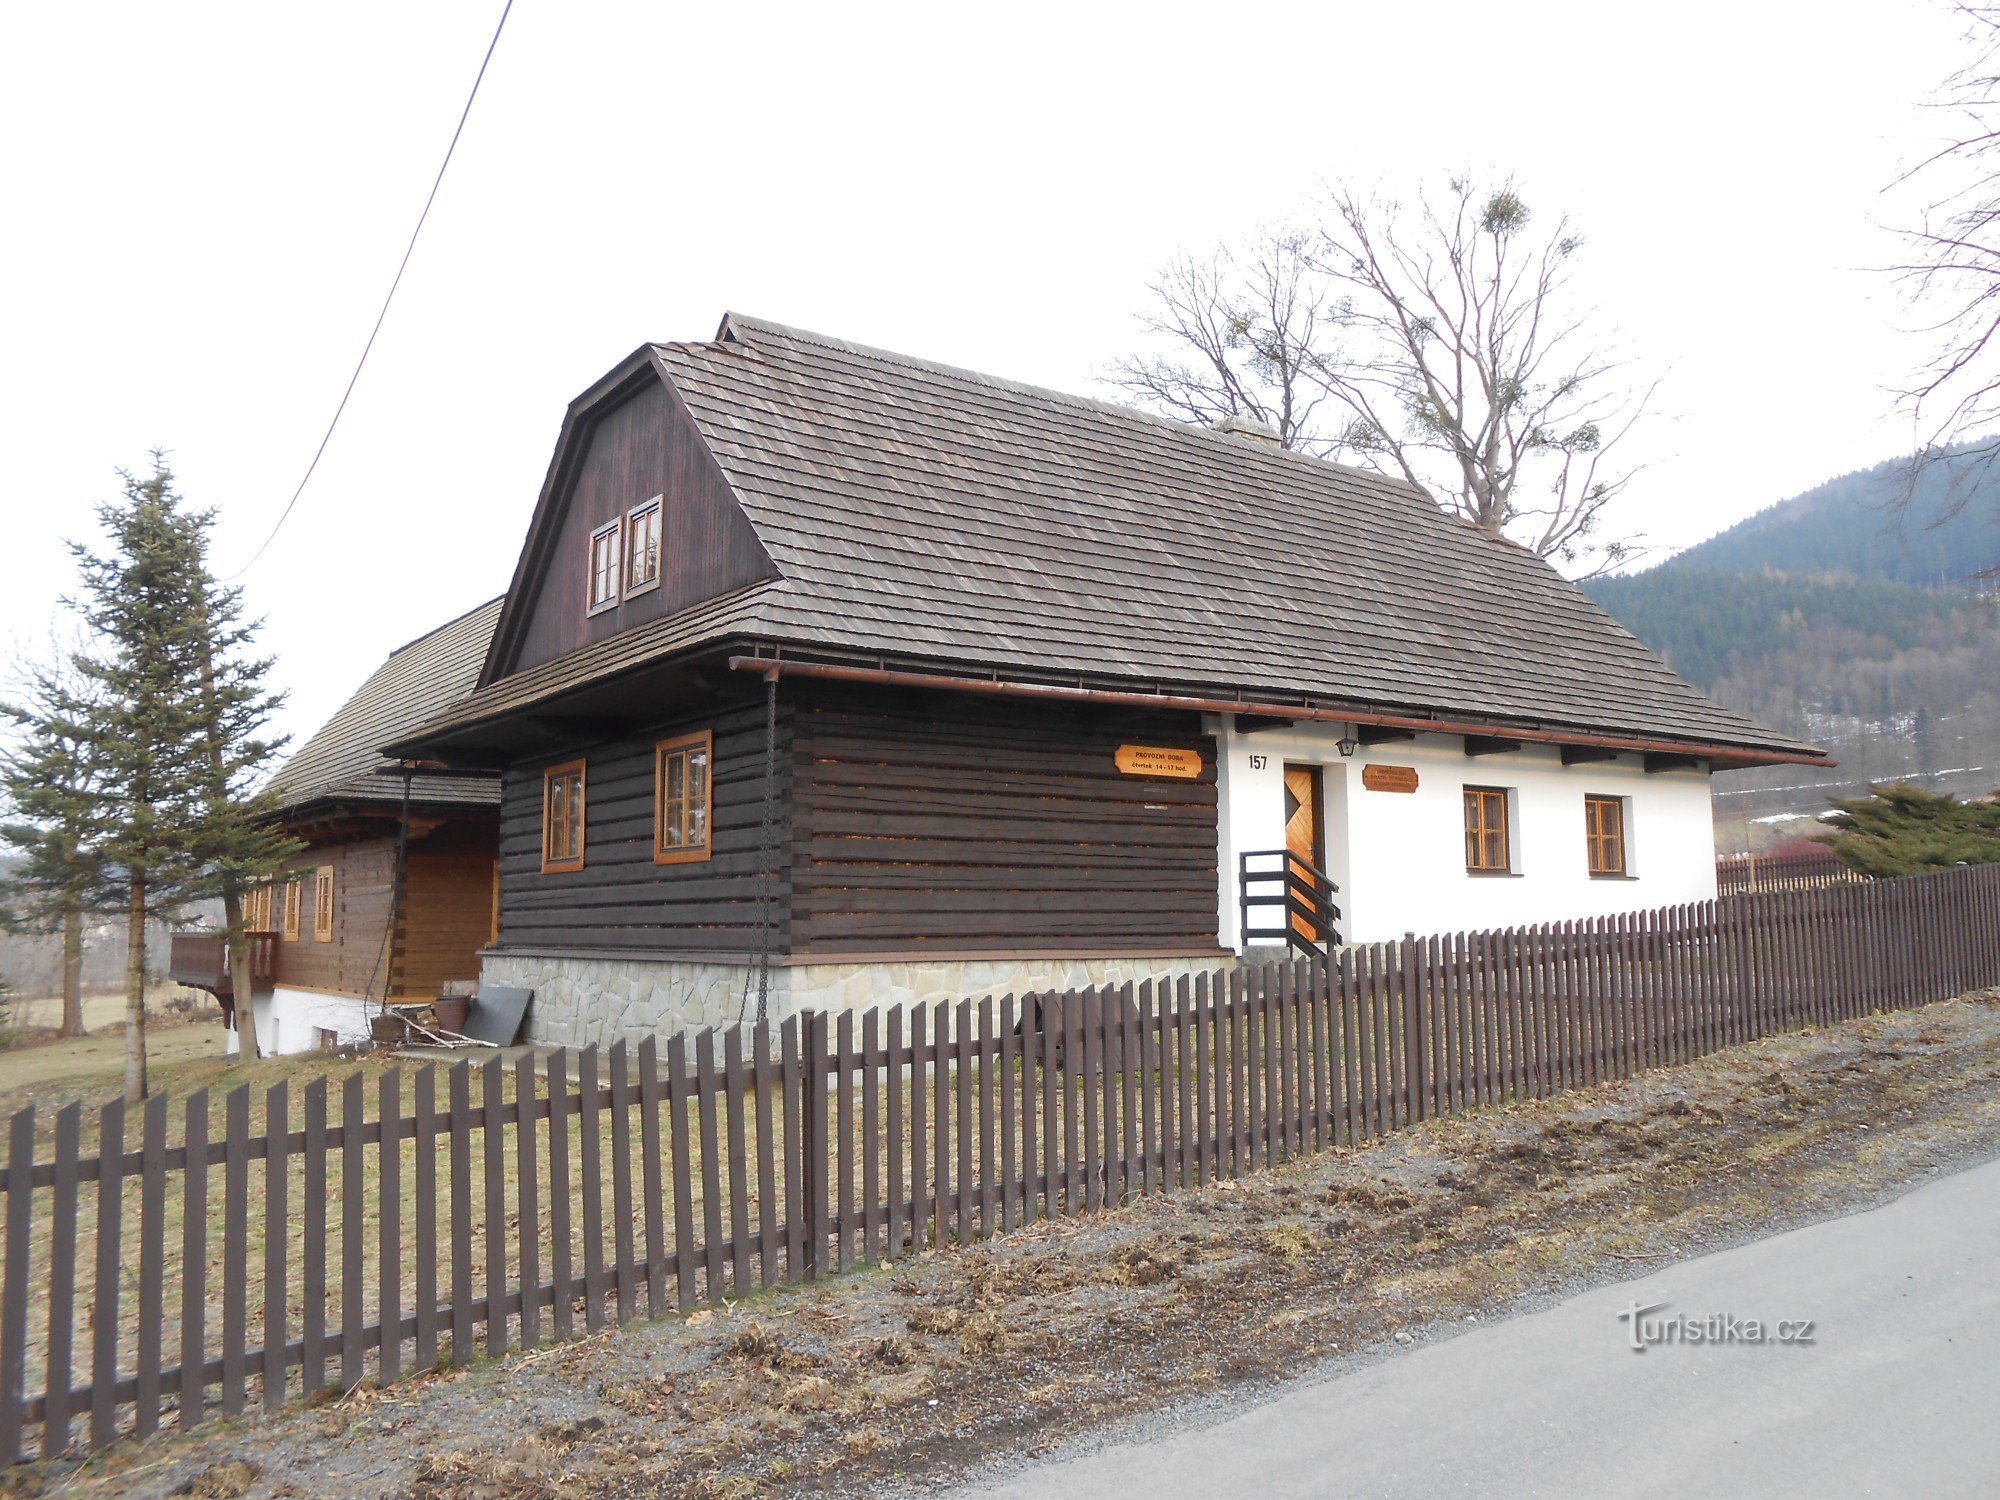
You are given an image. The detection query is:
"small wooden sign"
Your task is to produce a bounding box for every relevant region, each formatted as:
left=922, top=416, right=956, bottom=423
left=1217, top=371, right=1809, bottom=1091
left=1362, top=763, right=1420, bottom=794
left=1115, top=744, right=1202, bottom=780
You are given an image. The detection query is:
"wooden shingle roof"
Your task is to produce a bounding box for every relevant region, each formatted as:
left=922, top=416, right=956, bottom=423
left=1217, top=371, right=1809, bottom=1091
left=267, top=597, right=504, bottom=812
left=410, top=316, right=1823, bottom=764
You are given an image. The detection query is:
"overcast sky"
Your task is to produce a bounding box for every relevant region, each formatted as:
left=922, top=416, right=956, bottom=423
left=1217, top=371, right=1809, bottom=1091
left=0, top=0, right=1975, bottom=750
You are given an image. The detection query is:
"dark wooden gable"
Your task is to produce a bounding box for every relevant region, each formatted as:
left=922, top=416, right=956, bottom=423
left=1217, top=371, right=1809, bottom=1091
left=485, top=355, right=777, bottom=683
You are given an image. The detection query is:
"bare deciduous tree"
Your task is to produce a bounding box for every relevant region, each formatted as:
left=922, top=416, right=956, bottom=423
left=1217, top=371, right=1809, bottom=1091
left=1890, top=5, right=2000, bottom=511
left=1109, top=175, right=1655, bottom=574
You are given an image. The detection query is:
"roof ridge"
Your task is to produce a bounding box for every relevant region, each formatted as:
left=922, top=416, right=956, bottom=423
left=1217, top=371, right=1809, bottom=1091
left=710, top=311, right=1426, bottom=496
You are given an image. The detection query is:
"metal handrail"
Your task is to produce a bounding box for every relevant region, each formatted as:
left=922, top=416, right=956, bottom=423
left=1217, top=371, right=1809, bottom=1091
left=1239, top=848, right=1342, bottom=954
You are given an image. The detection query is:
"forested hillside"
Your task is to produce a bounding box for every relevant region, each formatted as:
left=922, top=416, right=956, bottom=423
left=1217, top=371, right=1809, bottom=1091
left=1662, top=450, right=2000, bottom=585
left=1585, top=453, right=2000, bottom=846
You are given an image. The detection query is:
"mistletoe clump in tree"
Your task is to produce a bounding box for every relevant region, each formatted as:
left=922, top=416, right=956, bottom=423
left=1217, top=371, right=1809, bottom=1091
left=63, top=454, right=292, bottom=1101
left=1813, top=782, right=2000, bottom=878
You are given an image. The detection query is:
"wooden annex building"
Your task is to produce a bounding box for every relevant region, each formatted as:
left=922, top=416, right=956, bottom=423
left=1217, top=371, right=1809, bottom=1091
left=383, top=314, right=1827, bottom=1051
left=174, top=600, right=504, bottom=1053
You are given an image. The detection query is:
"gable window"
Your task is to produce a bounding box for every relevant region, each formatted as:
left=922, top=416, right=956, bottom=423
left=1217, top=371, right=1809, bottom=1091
left=542, top=759, right=587, bottom=873
left=654, top=730, right=713, bottom=864
left=282, top=878, right=302, bottom=942
left=1464, top=787, right=1513, bottom=874
left=1586, top=795, right=1629, bottom=877
left=626, top=496, right=663, bottom=596
left=313, top=865, right=335, bottom=942
left=587, top=520, right=622, bottom=615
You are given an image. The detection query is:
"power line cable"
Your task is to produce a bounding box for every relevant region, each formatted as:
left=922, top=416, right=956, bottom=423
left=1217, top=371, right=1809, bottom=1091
left=230, top=0, right=515, bottom=578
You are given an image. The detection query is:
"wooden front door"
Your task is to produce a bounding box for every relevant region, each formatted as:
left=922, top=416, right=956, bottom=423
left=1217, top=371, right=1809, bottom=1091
left=1283, top=764, right=1325, bottom=943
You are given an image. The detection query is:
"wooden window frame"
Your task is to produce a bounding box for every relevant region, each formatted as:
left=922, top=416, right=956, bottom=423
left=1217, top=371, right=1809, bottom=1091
left=625, top=495, right=663, bottom=598
left=1463, top=786, right=1514, bottom=875
left=541, top=759, right=588, bottom=874
left=312, top=865, right=335, bottom=942
left=586, top=519, right=622, bottom=616
left=281, top=877, right=302, bottom=942
left=654, top=729, right=714, bottom=865
left=1585, top=794, right=1630, bottom=878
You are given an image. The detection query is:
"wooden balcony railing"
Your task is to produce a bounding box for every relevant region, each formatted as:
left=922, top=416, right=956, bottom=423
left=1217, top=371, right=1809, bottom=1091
left=166, top=930, right=276, bottom=1000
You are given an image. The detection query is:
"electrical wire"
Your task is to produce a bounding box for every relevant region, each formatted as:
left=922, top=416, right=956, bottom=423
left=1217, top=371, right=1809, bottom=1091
left=230, top=0, right=516, bottom=578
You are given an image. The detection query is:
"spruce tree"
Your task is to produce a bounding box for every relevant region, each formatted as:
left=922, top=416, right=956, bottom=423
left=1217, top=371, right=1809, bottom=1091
left=0, top=649, right=105, bottom=1037
left=67, top=455, right=291, bottom=1100
left=1814, top=782, right=2000, bottom=877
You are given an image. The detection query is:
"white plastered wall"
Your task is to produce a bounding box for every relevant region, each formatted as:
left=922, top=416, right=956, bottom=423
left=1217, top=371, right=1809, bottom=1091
left=224, top=986, right=373, bottom=1057
left=1212, top=715, right=1718, bottom=949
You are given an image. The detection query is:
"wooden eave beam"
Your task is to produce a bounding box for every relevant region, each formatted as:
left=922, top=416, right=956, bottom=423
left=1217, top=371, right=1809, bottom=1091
left=1233, top=714, right=1297, bottom=733
left=1464, top=735, right=1525, bottom=757
left=723, top=656, right=1834, bottom=771
left=1644, top=753, right=1705, bottom=774
left=1560, top=745, right=1623, bottom=766
left=1356, top=725, right=1416, bottom=745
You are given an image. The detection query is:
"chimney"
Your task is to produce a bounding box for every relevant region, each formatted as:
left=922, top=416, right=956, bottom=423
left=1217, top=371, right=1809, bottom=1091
left=1211, top=413, right=1283, bottom=446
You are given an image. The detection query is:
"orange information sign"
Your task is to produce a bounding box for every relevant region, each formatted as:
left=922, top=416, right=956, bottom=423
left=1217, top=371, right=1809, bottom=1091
left=1362, top=763, right=1420, bottom=794
left=1115, top=744, right=1203, bottom=780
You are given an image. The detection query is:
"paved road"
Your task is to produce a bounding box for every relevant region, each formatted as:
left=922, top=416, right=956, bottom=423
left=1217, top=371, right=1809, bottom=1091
left=953, top=1159, right=2000, bottom=1499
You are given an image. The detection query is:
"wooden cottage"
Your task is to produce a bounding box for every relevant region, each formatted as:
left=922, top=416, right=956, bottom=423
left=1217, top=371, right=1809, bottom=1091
left=391, top=314, right=1828, bottom=1049
left=173, top=600, right=504, bottom=1052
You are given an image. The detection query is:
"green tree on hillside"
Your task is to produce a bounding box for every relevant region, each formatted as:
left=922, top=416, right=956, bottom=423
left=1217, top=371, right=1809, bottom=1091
left=65, top=455, right=291, bottom=1101
left=0, top=644, right=107, bottom=1038
left=1813, top=783, right=2000, bottom=877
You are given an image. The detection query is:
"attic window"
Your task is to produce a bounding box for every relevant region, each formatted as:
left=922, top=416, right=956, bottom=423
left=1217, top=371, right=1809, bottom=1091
left=587, top=521, right=622, bottom=615
left=627, top=497, right=662, bottom=596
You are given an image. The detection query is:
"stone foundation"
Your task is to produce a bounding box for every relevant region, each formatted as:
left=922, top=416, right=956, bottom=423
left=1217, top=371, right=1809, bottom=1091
left=481, top=950, right=1236, bottom=1050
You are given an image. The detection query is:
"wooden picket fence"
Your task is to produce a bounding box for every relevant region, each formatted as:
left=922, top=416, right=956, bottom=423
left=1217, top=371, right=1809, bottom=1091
left=3, top=862, right=1998, bottom=1463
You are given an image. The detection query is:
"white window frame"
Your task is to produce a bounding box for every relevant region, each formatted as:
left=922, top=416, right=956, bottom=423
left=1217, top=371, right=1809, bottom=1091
left=587, top=519, right=622, bottom=616
left=626, top=495, right=663, bottom=598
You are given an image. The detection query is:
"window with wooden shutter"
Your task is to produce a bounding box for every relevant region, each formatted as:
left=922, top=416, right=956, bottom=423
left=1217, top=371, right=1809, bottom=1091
left=313, top=865, right=335, bottom=942
left=1464, top=787, right=1512, bottom=874
left=654, top=730, right=713, bottom=864
left=1585, top=795, right=1628, bottom=877
left=626, top=496, right=663, bottom=595
left=282, top=878, right=302, bottom=941
left=542, top=760, right=587, bottom=873
left=587, top=520, right=622, bottom=615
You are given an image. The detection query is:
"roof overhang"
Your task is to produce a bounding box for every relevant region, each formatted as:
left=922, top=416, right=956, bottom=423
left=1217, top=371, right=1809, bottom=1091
left=722, top=652, right=1834, bottom=771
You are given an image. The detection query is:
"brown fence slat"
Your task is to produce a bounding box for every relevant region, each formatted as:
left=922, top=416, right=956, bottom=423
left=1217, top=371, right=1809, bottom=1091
left=835, top=1011, right=855, bottom=1273
left=1000, top=996, right=1020, bottom=1226
left=754, top=1026, right=780, bottom=1284
left=378, top=1072, right=402, bottom=1385
left=779, top=1020, right=804, bottom=1281
left=448, top=1061, right=475, bottom=1364
left=665, top=1036, right=696, bottom=1308
left=861, top=1010, right=882, bottom=1264
left=218, top=1088, right=246, bottom=1420
left=979, top=996, right=998, bottom=1236
left=886, top=1007, right=906, bottom=1256
left=413, top=1068, right=438, bottom=1371
left=724, top=1029, right=752, bottom=1293
left=543, top=1055, right=574, bottom=1336
left=1, top=1107, right=34, bottom=1464
left=44, top=1104, right=79, bottom=1457
left=518, top=1051, right=545, bottom=1346
left=181, top=1092, right=210, bottom=1429
left=261, top=1082, right=289, bottom=1415
left=695, top=1033, right=725, bottom=1300
left=609, top=1042, right=637, bottom=1324
left=483, top=1056, right=512, bottom=1352
left=341, top=1072, right=366, bottom=1392
left=132, top=1094, right=168, bottom=1437
left=579, top=1048, right=608, bottom=1327
left=298, top=1080, right=326, bottom=1408
left=955, top=999, right=976, bottom=1240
